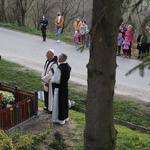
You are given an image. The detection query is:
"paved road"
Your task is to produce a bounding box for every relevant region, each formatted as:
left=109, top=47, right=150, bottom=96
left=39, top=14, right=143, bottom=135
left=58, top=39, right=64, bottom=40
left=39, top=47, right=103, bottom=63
left=0, top=27, right=150, bottom=103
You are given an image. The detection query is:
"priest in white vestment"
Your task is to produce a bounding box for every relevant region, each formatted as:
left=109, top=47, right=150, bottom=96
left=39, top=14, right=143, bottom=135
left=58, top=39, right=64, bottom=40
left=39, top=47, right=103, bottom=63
left=51, top=53, right=71, bottom=125
left=41, top=49, right=58, bottom=113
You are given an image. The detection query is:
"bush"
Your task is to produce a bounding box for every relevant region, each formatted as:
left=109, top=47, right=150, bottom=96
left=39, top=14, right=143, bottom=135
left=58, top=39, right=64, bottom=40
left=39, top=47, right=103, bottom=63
left=16, top=134, right=35, bottom=149
left=0, top=130, right=15, bottom=150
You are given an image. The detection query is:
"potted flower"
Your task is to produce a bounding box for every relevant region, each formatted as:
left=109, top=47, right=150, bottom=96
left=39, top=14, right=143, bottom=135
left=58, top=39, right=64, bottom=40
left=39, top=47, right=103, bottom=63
left=0, top=90, right=15, bottom=109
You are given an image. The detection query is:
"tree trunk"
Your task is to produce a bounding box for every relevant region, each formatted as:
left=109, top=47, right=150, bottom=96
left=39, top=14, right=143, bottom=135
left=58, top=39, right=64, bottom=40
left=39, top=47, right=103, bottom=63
left=21, top=12, right=25, bottom=26
left=84, top=0, right=123, bottom=149
left=0, top=0, right=6, bottom=22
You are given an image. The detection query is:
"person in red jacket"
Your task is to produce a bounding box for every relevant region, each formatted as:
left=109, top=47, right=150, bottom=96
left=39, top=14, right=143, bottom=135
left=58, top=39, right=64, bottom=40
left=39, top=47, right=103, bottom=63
left=124, top=25, right=134, bottom=58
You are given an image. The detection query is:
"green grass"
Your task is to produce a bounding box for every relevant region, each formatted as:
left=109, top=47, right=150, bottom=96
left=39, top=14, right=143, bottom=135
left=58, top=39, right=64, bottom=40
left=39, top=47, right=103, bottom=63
left=0, top=60, right=43, bottom=92
left=70, top=110, right=150, bottom=150
left=116, top=125, right=150, bottom=150
left=0, top=59, right=149, bottom=128
left=114, top=99, right=150, bottom=128
left=71, top=97, right=150, bottom=128
left=0, top=22, right=73, bottom=44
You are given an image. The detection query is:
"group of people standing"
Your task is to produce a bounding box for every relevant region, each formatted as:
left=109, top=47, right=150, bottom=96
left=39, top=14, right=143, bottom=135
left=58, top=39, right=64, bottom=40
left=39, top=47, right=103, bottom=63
left=39, top=12, right=64, bottom=43
left=73, top=18, right=90, bottom=49
left=117, top=22, right=150, bottom=60
left=41, top=50, right=71, bottom=125
left=39, top=14, right=90, bottom=49
left=117, top=22, right=134, bottom=58
left=137, top=26, right=150, bottom=59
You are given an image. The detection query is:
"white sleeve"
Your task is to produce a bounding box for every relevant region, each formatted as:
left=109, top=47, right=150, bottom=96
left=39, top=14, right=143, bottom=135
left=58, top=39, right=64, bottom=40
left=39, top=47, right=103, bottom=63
left=42, top=63, right=58, bottom=82
left=42, top=70, right=53, bottom=82
left=51, top=68, right=61, bottom=84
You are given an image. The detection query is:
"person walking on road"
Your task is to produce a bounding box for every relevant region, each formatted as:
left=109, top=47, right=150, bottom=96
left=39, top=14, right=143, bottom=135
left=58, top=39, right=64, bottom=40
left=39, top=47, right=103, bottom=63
left=51, top=53, right=71, bottom=125
left=54, top=12, right=64, bottom=43
left=39, top=14, right=48, bottom=41
left=41, top=49, right=58, bottom=114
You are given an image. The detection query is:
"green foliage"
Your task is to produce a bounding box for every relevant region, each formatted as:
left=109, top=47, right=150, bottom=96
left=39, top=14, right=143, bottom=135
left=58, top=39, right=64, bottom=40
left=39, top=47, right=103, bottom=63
left=116, top=125, right=150, bottom=150
left=114, top=99, right=150, bottom=127
left=0, top=130, right=15, bottom=150
left=49, top=131, right=68, bottom=150
left=0, top=124, right=51, bottom=150
left=9, top=130, right=23, bottom=142
left=16, top=134, right=35, bottom=149
left=70, top=110, right=85, bottom=127
left=38, top=100, right=45, bottom=108
left=69, top=110, right=150, bottom=150
left=69, top=110, right=85, bottom=149
left=0, top=60, right=43, bottom=92
left=70, top=98, right=150, bottom=128
left=68, top=82, right=86, bottom=104
left=32, top=124, right=51, bottom=147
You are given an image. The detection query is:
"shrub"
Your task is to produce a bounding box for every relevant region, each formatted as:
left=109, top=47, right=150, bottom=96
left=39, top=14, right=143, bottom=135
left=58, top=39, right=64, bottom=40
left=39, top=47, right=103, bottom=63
left=0, top=130, right=15, bottom=150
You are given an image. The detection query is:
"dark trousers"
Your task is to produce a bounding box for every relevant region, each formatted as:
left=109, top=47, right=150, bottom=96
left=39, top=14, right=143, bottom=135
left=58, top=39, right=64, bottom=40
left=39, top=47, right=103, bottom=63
left=44, top=91, right=48, bottom=108
left=128, top=42, right=132, bottom=58
left=138, top=44, right=146, bottom=59
left=146, top=43, right=150, bottom=56
left=117, top=46, right=121, bottom=54
left=41, top=29, right=46, bottom=40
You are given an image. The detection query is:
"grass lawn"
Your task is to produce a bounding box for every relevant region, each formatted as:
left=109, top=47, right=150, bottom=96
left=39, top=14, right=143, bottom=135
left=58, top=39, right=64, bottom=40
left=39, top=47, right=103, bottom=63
left=0, top=59, right=150, bottom=149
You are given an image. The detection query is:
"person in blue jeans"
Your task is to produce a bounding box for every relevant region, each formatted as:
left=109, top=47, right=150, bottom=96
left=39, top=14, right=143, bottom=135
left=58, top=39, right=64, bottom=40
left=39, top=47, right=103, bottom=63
left=54, top=12, right=64, bottom=43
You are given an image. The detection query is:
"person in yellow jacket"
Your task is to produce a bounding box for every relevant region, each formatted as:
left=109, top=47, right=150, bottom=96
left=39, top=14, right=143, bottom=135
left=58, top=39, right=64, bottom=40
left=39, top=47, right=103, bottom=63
left=74, top=18, right=82, bottom=43
left=54, top=12, right=64, bottom=43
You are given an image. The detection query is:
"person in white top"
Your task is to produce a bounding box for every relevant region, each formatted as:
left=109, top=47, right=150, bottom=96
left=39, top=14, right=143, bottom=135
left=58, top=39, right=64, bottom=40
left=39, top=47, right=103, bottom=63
left=41, top=49, right=58, bottom=114
left=80, top=20, right=88, bottom=47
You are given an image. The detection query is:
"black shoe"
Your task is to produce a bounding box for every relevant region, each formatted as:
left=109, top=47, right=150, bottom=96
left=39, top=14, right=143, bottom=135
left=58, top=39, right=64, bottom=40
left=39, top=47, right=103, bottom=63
left=48, top=111, right=52, bottom=114
left=43, top=107, right=48, bottom=111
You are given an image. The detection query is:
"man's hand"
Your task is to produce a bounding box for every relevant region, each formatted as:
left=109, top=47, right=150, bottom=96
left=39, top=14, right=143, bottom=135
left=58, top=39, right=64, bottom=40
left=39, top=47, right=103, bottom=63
left=45, top=83, right=49, bottom=87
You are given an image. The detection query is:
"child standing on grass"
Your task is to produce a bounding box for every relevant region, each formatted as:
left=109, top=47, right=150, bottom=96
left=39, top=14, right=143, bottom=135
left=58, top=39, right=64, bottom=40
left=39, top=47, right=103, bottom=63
left=73, top=31, right=79, bottom=47
left=122, top=37, right=130, bottom=58
left=117, top=33, right=124, bottom=55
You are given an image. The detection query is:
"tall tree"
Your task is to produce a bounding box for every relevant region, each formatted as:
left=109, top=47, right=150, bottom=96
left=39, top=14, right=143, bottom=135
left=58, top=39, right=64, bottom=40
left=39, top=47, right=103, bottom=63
left=15, top=0, right=34, bottom=26
left=84, top=0, right=123, bottom=149
left=0, top=0, right=6, bottom=22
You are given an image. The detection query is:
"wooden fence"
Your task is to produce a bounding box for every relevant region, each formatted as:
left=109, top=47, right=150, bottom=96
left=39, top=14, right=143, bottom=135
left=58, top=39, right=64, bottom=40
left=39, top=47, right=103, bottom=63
left=0, top=83, right=38, bottom=130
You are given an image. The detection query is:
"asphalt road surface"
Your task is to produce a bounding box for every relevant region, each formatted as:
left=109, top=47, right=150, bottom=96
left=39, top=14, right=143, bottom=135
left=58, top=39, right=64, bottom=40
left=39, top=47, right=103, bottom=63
left=0, top=27, right=150, bottom=103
